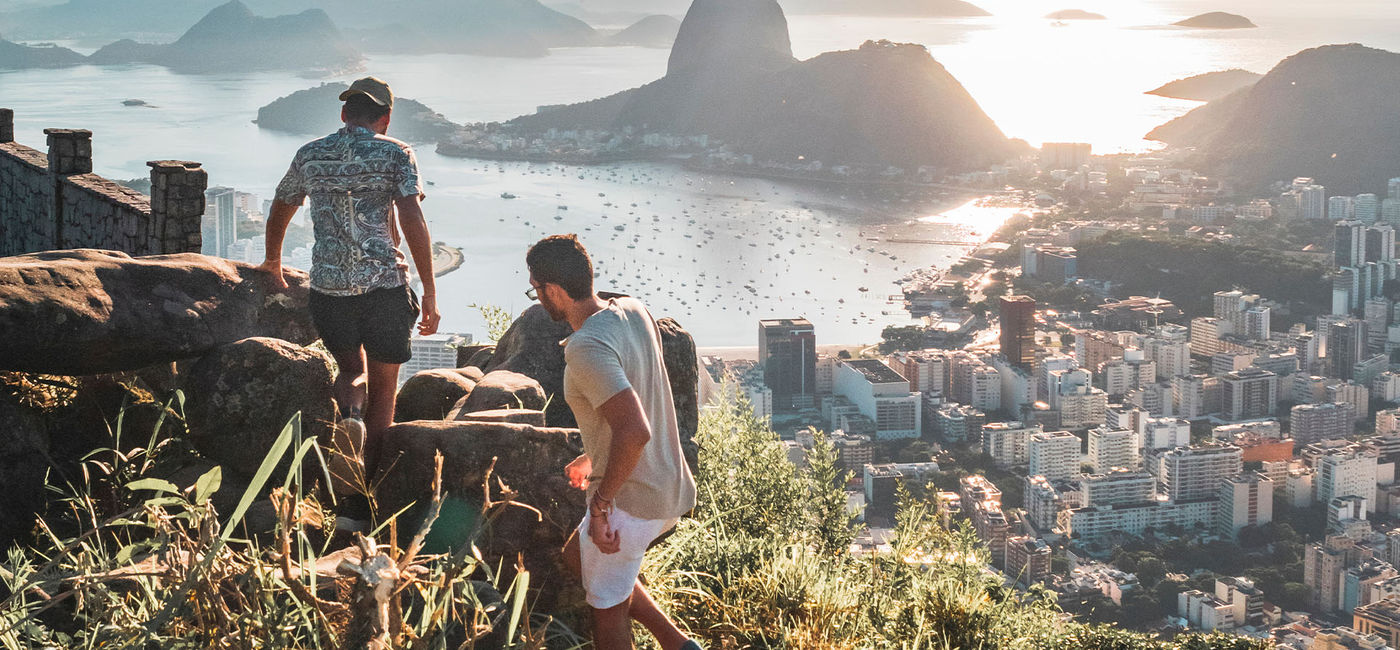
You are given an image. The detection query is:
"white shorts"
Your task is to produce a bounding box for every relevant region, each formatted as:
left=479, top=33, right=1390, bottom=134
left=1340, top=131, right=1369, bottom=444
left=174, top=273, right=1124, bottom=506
left=577, top=506, right=678, bottom=609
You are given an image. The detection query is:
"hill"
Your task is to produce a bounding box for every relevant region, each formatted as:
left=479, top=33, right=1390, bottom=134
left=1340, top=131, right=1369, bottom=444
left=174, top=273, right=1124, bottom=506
left=88, top=0, right=362, bottom=73
left=506, top=0, right=1011, bottom=172
left=0, top=0, right=222, bottom=41
left=1045, top=9, right=1105, bottom=20
left=784, top=0, right=990, bottom=16
left=1172, top=11, right=1255, bottom=29
left=1146, top=44, right=1400, bottom=194
left=1145, top=69, right=1260, bottom=101
left=326, top=0, right=596, bottom=57
left=0, top=37, right=85, bottom=68
left=609, top=14, right=681, bottom=48
left=254, top=83, right=459, bottom=144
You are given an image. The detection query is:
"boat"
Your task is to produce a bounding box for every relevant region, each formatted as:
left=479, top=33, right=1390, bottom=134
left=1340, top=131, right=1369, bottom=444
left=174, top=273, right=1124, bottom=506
left=500, top=192, right=516, bottom=199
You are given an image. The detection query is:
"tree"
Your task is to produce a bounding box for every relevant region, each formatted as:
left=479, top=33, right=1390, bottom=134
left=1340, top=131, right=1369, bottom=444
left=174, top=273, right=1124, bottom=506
left=805, top=429, right=860, bottom=556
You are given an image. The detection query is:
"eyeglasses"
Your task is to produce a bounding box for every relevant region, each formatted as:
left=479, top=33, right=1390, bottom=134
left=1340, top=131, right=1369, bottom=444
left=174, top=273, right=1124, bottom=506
left=525, top=286, right=539, bottom=301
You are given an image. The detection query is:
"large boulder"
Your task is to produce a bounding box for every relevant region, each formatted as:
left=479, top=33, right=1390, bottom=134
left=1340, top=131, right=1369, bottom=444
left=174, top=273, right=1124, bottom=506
left=454, top=343, right=495, bottom=369
left=456, top=370, right=547, bottom=415
left=484, top=305, right=573, bottom=426
left=485, top=302, right=701, bottom=438
left=395, top=368, right=477, bottom=422
left=0, top=391, right=49, bottom=546
left=0, top=249, right=316, bottom=374
left=656, top=317, right=699, bottom=468
left=373, top=420, right=586, bottom=614
left=184, top=337, right=335, bottom=479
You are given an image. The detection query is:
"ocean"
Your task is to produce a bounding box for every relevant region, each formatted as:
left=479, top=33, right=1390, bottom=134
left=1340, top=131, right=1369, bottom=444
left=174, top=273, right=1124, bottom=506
left=3, top=3, right=1398, bottom=346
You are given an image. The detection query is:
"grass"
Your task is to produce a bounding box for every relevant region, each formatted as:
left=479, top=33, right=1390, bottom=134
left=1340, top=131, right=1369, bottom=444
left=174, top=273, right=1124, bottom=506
left=0, top=376, right=1270, bottom=649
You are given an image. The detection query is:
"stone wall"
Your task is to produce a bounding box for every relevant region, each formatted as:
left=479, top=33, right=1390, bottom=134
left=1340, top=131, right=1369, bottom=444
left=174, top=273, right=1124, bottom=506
left=0, top=109, right=207, bottom=257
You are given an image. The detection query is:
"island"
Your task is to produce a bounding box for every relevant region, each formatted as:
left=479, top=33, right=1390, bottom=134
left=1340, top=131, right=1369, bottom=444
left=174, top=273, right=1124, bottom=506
left=1045, top=9, right=1106, bottom=20
left=0, top=38, right=86, bottom=69
left=1145, top=69, right=1260, bottom=101
left=255, top=83, right=459, bottom=145
left=608, top=14, right=682, bottom=48
left=1171, top=12, right=1256, bottom=29
left=330, top=0, right=596, bottom=57
left=1146, top=44, right=1400, bottom=194
left=87, top=0, right=363, bottom=74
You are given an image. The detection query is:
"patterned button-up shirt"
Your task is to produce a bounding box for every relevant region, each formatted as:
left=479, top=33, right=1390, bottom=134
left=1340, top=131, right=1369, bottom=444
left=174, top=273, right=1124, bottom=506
left=274, top=125, right=424, bottom=296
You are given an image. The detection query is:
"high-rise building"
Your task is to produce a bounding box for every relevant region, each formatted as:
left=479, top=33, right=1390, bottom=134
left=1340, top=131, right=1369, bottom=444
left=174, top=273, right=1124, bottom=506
left=1390, top=178, right=1400, bottom=201
left=203, top=185, right=238, bottom=258
left=1221, top=368, right=1278, bottom=421
left=1357, top=194, right=1382, bottom=225
left=1316, top=445, right=1379, bottom=511
left=1024, top=475, right=1063, bottom=532
left=759, top=318, right=817, bottom=411
left=999, top=295, right=1037, bottom=371
left=1332, top=197, right=1358, bottom=223
left=886, top=351, right=947, bottom=396
left=1218, top=473, right=1274, bottom=539
left=1143, top=417, right=1191, bottom=454
left=1087, top=427, right=1137, bottom=472
left=1337, top=220, right=1366, bottom=268
left=1369, top=225, right=1397, bottom=263
left=1292, top=402, right=1357, bottom=444
left=1028, top=430, right=1081, bottom=481
left=397, top=333, right=472, bottom=385
left=1330, top=319, right=1369, bottom=380
left=833, top=359, right=922, bottom=440
left=1299, top=184, right=1327, bottom=220
left=1160, top=445, right=1243, bottom=503
left=1304, top=535, right=1374, bottom=612
left=1189, top=317, right=1232, bottom=357
left=1005, top=536, right=1052, bottom=587
left=1384, top=198, right=1400, bottom=229
left=981, top=421, right=1041, bottom=469
left=1353, top=597, right=1400, bottom=649
left=1328, top=381, right=1371, bottom=423
left=1081, top=469, right=1157, bottom=507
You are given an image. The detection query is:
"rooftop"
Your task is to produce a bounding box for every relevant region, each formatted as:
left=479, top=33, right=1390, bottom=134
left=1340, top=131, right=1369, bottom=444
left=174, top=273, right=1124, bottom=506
left=759, top=318, right=814, bottom=329
left=843, top=358, right=908, bottom=384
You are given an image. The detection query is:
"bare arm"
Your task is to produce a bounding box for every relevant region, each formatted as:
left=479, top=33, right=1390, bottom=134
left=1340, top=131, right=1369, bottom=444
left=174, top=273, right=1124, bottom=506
left=393, top=195, right=440, bottom=335
left=256, top=199, right=299, bottom=289
left=593, top=387, right=653, bottom=505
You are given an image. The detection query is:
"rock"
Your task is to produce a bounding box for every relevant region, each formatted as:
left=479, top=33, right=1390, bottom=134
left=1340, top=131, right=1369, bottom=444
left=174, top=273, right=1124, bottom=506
left=666, top=0, right=794, bottom=77
left=395, top=368, right=478, bottom=422
left=184, top=337, right=335, bottom=480
left=0, top=391, right=49, bottom=546
left=454, top=344, right=495, bottom=369
left=483, top=302, right=701, bottom=441
left=656, top=317, right=699, bottom=468
left=0, top=250, right=317, bottom=375
left=373, top=420, right=586, bottom=614
left=459, top=366, right=485, bottom=382
left=450, top=408, right=547, bottom=427
left=456, top=370, right=547, bottom=414
left=484, top=306, right=572, bottom=425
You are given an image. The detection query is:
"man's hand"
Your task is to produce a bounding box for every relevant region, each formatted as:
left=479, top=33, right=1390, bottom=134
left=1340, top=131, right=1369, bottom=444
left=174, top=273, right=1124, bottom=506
left=565, top=454, right=592, bottom=490
left=418, top=293, right=441, bottom=336
left=256, top=259, right=289, bottom=290
left=588, top=511, right=620, bottom=554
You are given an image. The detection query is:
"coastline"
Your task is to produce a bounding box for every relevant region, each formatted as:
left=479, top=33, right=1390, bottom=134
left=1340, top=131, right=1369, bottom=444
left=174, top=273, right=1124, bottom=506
left=431, top=242, right=463, bottom=277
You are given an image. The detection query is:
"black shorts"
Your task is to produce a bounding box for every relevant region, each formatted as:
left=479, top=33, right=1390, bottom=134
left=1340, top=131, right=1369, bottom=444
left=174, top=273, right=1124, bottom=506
left=309, top=285, right=420, bottom=364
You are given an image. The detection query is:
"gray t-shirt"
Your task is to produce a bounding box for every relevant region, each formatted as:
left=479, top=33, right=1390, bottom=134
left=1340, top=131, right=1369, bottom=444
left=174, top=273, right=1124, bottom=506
left=563, top=297, right=697, bottom=521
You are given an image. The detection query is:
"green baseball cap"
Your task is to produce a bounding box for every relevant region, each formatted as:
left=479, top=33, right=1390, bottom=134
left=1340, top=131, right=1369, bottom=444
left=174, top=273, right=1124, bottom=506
left=339, top=76, right=394, bottom=107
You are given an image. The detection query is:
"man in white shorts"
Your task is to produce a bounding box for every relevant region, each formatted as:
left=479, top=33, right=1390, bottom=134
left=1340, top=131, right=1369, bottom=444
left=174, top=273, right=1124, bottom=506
left=525, top=234, right=699, bottom=650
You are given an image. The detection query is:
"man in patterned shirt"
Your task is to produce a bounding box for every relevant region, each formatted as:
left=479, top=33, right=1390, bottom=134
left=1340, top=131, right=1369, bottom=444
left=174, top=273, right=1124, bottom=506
left=258, top=76, right=440, bottom=482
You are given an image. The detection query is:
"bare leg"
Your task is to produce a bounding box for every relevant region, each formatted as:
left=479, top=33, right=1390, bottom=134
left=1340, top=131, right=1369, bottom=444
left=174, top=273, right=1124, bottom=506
left=562, top=531, right=690, bottom=650
left=628, top=581, right=689, bottom=650
left=362, top=359, right=401, bottom=473
left=326, top=347, right=368, bottom=417
left=593, top=598, right=634, bottom=650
